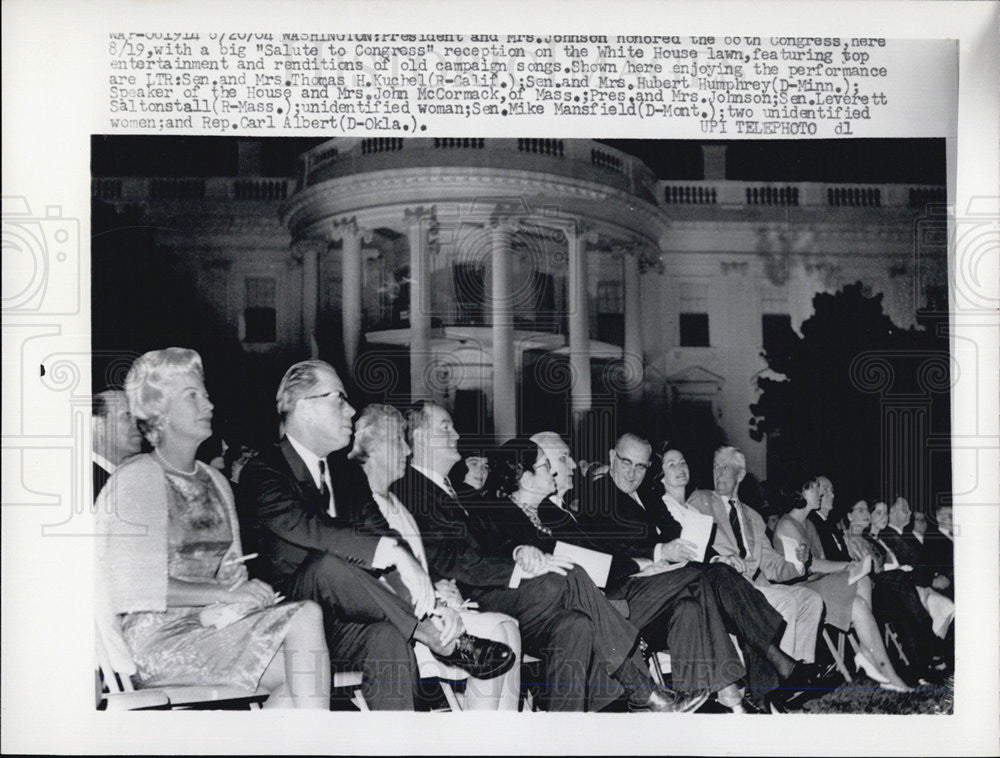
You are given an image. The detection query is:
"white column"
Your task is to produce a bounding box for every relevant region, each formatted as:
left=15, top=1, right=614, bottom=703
left=406, top=208, right=432, bottom=401
left=623, top=250, right=644, bottom=401
left=341, top=224, right=363, bottom=379
left=491, top=221, right=517, bottom=442
left=296, top=239, right=322, bottom=358
left=567, top=224, right=592, bottom=418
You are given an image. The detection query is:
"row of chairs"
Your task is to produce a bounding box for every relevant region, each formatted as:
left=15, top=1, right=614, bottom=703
left=100, top=605, right=897, bottom=711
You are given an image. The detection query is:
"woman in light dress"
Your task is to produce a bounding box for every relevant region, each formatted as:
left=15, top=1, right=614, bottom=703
left=97, top=348, right=329, bottom=708
left=773, top=476, right=911, bottom=691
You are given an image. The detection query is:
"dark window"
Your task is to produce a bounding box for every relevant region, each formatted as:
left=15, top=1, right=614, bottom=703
left=244, top=277, right=276, bottom=343
left=596, top=281, right=624, bottom=345
left=679, top=312, right=710, bottom=347
left=597, top=281, right=623, bottom=313
left=453, top=262, right=485, bottom=325
left=762, top=313, right=794, bottom=356
left=597, top=314, right=624, bottom=345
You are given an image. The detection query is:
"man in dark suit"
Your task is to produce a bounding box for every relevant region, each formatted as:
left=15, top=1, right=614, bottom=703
left=91, top=389, right=143, bottom=500
left=239, top=361, right=512, bottom=710
left=923, top=504, right=954, bottom=599
left=579, top=434, right=818, bottom=712
left=392, top=402, right=701, bottom=712
left=882, top=497, right=955, bottom=649
left=880, top=497, right=927, bottom=581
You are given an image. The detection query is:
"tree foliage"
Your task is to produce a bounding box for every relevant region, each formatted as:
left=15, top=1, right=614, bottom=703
left=750, top=282, right=950, bottom=509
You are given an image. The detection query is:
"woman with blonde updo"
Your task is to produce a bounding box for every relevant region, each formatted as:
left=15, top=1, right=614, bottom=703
left=96, top=348, right=329, bottom=708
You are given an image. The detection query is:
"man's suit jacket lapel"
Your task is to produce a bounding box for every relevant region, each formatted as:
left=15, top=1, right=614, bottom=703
left=279, top=437, right=327, bottom=515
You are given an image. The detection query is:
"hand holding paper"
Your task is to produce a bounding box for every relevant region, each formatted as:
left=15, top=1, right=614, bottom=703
left=779, top=534, right=805, bottom=573
left=678, top=510, right=714, bottom=562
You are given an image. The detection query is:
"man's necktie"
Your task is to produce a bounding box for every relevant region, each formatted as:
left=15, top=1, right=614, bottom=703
left=318, top=459, right=335, bottom=517
left=442, top=476, right=458, bottom=499
left=728, top=498, right=747, bottom=558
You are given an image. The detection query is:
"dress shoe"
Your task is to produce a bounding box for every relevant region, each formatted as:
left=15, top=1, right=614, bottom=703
left=772, top=661, right=837, bottom=710
left=783, top=660, right=824, bottom=690
left=432, top=633, right=516, bottom=680
left=853, top=652, right=889, bottom=683
left=628, top=687, right=709, bottom=713
left=721, top=694, right=770, bottom=714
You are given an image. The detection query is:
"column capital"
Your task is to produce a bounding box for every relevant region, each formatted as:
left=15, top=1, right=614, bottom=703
left=487, top=216, right=521, bottom=235
left=637, top=247, right=664, bottom=275
left=561, top=221, right=597, bottom=246
left=327, top=215, right=375, bottom=245
left=404, top=205, right=437, bottom=227
left=289, top=237, right=327, bottom=264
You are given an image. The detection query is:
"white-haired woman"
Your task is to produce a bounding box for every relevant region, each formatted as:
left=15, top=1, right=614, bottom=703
left=96, top=348, right=329, bottom=708
left=348, top=404, right=522, bottom=710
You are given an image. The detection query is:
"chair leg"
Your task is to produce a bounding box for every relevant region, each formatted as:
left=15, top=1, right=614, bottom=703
left=884, top=624, right=910, bottom=667
left=439, top=681, right=463, bottom=712
left=822, top=628, right=853, bottom=683
left=351, top=688, right=369, bottom=711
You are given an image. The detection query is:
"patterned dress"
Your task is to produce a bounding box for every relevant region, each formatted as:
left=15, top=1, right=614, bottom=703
left=120, top=465, right=306, bottom=690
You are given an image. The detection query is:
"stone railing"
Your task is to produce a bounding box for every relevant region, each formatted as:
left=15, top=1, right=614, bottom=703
left=91, top=177, right=293, bottom=203
left=658, top=180, right=944, bottom=210
left=296, top=137, right=660, bottom=203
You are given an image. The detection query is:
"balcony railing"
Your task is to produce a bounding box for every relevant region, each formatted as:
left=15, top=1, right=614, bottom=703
left=91, top=177, right=293, bottom=203
left=295, top=138, right=660, bottom=204
left=659, top=180, right=943, bottom=210
left=92, top=170, right=943, bottom=216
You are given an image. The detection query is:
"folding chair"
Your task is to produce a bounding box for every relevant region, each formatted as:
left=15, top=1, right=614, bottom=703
left=416, top=649, right=468, bottom=712
left=96, top=617, right=269, bottom=710
left=883, top=623, right=910, bottom=668
left=821, top=625, right=860, bottom=683
left=520, top=653, right=542, bottom=712
left=332, top=670, right=369, bottom=711
left=97, top=609, right=368, bottom=710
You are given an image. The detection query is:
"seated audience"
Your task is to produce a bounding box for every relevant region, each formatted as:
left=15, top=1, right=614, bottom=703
left=881, top=497, right=954, bottom=640
left=96, top=348, right=329, bottom=708
left=923, top=504, right=954, bottom=599
left=685, top=446, right=824, bottom=674
left=348, top=404, right=522, bottom=710
left=449, top=444, right=491, bottom=500
left=392, top=403, right=695, bottom=712
left=846, top=500, right=941, bottom=684
left=92, top=388, right=143, bottom=499
left=773, top=477, right=912, bottom=691
left=534, top=433, right=819, bottom=713
left=239, top=361, right=514, bottom=710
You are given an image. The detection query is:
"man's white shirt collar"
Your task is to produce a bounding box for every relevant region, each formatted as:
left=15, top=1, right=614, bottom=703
left=287, top=433, right=327, bottom=489
left=412, top=463, right=454, bottom=497
left=888, top=523, right=905, bottom=535
left=93, top=452, right=116, bottom=474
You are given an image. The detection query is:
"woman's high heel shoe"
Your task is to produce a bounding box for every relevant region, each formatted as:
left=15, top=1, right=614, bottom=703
left=854, top=651, right=889, bottom=683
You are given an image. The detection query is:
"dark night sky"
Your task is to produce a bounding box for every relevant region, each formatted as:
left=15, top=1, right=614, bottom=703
left=91, top=136, right=945, bottom=185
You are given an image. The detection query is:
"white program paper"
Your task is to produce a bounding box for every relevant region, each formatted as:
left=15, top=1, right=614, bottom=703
left=779, top=534, right=806, bottom=572
left=552, top=541, right=613, bottom=588
left=679, top=510, right=715, bottom=563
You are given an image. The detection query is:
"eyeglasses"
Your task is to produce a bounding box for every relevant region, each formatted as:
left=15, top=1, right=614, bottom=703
left=303, top=390, right=348, bottom=403
left=614, top=452, right=650, bottom=473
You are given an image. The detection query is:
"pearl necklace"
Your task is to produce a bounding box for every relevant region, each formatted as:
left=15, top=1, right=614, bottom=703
left=154, top=448, right=198, bottom=476
left=512, top=495, right=552, bottom=536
